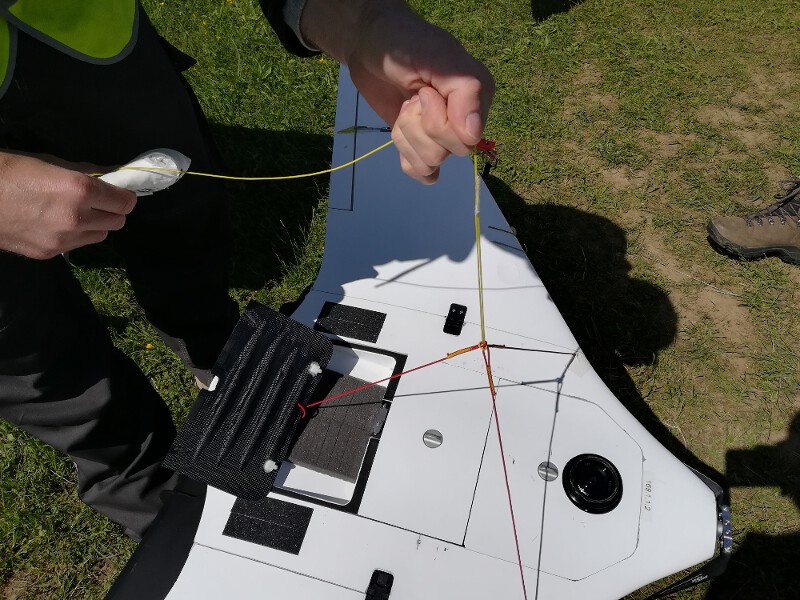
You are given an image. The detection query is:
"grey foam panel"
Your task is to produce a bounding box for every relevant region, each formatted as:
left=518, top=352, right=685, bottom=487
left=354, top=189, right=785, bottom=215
left=290, top=371, right=386, bottom=482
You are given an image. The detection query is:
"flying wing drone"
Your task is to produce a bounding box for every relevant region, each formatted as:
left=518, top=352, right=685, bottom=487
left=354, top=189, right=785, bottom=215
left=106, top=67, right=731, bottom=600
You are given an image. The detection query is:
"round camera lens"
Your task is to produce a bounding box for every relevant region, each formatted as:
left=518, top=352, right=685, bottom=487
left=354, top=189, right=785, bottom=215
left=563, top=454, right=622, bottom=514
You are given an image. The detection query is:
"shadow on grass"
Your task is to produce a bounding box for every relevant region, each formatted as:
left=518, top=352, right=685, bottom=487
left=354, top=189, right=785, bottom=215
left=488, top=174, right=800, bottom=597
left=704, top=413, right=800, bottom=600
left=71, top=124, right=331, bottom=295
left=211, top=124, right=332, bottom=291
left=531, top=0, right=585, bottom=22
left=485, top=175, right=724, bottom=475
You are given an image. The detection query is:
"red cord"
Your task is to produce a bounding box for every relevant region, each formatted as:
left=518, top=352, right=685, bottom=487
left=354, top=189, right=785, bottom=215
left=297, top=343, right=481, bottom=418
left=481, top=345, right=529, bottom=600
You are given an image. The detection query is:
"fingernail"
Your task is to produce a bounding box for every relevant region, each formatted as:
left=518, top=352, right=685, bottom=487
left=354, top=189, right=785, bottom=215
left=419, top=91, right=428, bottom=110
left=466, top=112, right=483, bottom=143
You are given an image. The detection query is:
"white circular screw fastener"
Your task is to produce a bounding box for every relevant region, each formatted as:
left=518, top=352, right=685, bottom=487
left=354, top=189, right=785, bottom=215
left=423, top=430, right=443, bottom=448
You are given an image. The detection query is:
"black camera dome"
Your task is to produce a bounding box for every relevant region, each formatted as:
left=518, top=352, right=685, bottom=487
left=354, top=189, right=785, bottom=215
left=562, top=454, right=623, bottom=514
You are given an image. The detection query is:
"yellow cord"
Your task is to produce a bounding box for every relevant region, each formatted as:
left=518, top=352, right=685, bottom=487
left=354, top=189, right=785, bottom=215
left=95, top=140, right=394, bottom=181
left=473, top=151, right=487, bottom=345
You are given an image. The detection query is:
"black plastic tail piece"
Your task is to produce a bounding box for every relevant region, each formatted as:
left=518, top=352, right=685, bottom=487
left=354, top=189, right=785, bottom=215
left=164, top=302, right=333, bottom=500
left=365, top=570, right=394, bottom=600
left=443, top=303, right=467, bottom=336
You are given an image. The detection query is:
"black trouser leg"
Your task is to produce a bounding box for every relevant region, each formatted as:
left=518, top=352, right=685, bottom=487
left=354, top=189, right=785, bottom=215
left=0, top=5, right=238, bottom=535
left=0, top=253, right=178, bottom=539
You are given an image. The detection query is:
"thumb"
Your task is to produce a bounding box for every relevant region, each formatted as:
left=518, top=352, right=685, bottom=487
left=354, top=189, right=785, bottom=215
left=443, top=75, right=493, bottom=147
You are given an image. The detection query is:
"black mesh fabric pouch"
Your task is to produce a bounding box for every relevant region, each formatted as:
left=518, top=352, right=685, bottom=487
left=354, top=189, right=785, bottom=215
left=164, top=301, right=333, bottom=500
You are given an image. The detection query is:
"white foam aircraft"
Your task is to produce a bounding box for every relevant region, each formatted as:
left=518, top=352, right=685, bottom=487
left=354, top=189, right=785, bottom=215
left=104, top=67, right=732, bottom=600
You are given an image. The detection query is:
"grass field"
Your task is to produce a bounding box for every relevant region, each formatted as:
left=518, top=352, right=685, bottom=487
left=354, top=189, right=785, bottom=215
left=2, top=0, right=799, bottom=598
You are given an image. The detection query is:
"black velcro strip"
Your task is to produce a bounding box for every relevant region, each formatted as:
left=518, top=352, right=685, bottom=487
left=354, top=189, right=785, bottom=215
left=164, top=301, right=333, bottom=500
left=223, top=497, right=313, bottom=555
left=315, top=302, right=386, bottom=343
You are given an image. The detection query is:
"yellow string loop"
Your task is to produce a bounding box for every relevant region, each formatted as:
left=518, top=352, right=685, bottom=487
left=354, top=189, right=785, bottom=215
left=93, top=140, right=394, bottom=181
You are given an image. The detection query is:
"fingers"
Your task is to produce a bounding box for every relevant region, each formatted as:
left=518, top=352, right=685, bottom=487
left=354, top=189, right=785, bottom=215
left=0, top=152, right=139, bottom=259
left=80, top=207, right=129, bottom=233
left=67, top=174, right=136, bottom=232
left=391, top=84, right=487, bottom=185
left=47, top=177, right=133, bottom=256
left=392, top=96, right=441, bottom=185
left=43, top=169, right=136, bottom=244
left=441, top=71, right=495, bottom=147
left=418, top=87, right=473, bottom=157
left=56, top=173, right=136, bottom=239
left=84, top=175, right=138, bottom=216
left=330, top=1, right=495, bottom=184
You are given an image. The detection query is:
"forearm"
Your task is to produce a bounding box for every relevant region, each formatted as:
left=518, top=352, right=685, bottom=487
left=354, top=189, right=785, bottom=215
left=301, top=0, right=414, bottom=63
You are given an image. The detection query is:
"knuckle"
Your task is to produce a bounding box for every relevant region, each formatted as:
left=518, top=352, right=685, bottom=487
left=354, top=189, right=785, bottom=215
left=479, top=73, right=496, bottom=98
left=111, top=214, right=127, bottom=231
left=423, top=116, right=448, bottom=137
left=86, top=231, right=109, bottom=247
left=124, top=194, right=137, bottom=214
left=115, top=189, right=137, bottom=215
left=64, top=209, right=82, bottom=229
left=419, top=146, right=449, bottom=168
left=415, top=162, right=437, bottom=178
left=31, top=247, right=56, bottom=260
left=472, top=69, right=495, bottom=95
left=420, top=172, right=438, bottom=186
left=40, top=236, right=64, bottom=259
left=67, top=172, right=97, bottom=199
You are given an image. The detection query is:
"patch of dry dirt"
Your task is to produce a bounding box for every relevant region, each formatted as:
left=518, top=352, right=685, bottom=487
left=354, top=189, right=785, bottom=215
left=696, top=105, right=778, bottom=150
left=572, top=60, right=602, bottom=88
left=563, top=61, right=619, bottom=119
left=561, top=139, right=652, bottom=196
left=695, top=67, right=797, bottom=153
left=731, top=128, right=778, bottom=149
left=636, top=225, right=755, bottom=379
left=740, top=69, right=799, bottom=120
left=98, top=556, right=122, bottom=590
left=1, top=575, right=30, bottom=600
left=764, top=166, right=795, bottom=190
left=697, top=105, right=750, bottom=127
left=599, top=166, right=649, bottom=191
left=639, top=130, right=698, bottom=158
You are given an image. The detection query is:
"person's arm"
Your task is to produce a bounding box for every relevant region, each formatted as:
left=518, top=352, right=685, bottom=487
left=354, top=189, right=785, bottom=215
left=300, top=0, right=495, bottom=184
left=0, top=151, right=136, bottom=259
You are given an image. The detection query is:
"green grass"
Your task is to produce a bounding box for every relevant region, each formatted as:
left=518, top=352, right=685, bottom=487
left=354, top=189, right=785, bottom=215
left=2, top=0, right=800, bottom=598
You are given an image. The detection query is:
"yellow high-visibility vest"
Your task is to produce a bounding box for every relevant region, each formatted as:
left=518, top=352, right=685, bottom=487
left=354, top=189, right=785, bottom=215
left=0, top=0, right=138, bottom=95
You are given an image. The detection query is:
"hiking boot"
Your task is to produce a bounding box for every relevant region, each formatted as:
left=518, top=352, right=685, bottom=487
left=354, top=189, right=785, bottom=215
left=707, top=177, right=800, bottom=265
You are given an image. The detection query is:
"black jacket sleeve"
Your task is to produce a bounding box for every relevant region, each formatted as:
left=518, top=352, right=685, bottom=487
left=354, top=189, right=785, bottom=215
left=259, top=0, right=321, bottom=57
